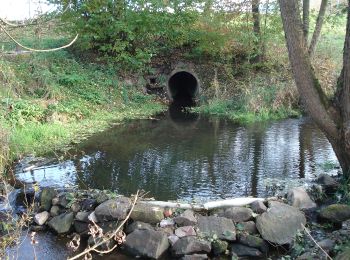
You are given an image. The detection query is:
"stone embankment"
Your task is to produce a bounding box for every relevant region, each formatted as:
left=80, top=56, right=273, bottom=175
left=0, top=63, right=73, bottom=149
left=11, top=173, right=350, bottom=259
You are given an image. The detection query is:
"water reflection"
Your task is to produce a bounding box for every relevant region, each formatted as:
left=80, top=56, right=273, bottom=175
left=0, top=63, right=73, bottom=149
left=15, top=115, right=338, bottom=201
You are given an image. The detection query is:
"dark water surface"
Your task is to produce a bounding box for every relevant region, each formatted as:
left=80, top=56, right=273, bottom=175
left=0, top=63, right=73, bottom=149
left=15, top=107, right=338, bottom=201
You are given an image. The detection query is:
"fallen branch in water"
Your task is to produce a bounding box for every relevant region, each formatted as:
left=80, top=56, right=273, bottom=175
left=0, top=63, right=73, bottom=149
left=141, top=197, right=265, bottom=211
left=67, top=190, right=140, bottom=260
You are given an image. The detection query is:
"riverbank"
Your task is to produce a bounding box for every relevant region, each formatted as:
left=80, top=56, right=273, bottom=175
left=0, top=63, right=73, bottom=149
left=4, top=174, right=350, bottom=259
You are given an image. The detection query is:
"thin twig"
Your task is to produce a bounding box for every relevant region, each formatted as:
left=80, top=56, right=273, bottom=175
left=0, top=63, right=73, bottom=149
left=67, top=190, right=140, bottom=260
left=301, top=224, right=333, bottom=260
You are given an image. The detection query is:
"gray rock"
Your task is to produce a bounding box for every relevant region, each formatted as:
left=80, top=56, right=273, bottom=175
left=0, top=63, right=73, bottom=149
left=34, top=211, right=49, bottom=225
left=287, top=187, right=316, bottom=210
left=317, top=239, right=335, bottom=252
left=57, top=192, right=69, bottom=208
left=212, top=240, right=228, bottom=256
left=125, top=221, right=154, bottom=234
left=236, top=221, right=258, bottom=234
left=52, top=197, right=59, bottom=206
left=174, top=209, right=197, bottom=226
left=95, top=197, right=131, bottom=222
left=160, top=219, right=175, bottom=228
left=168, top=234, right=179, bottom=246
left=88, top=211, right=98, bottom=223
left=230, top=243, right=262, bottom=257
left=124, top=229, right=169, bottom=259
left=98, top=221, right=120, bottom=233
left=95, top=192, right=109, bottom=204
left=181, top=254, right=208, bottom=260
left=317, top=174, right=339, bottom=191
left=172, top=236, right=211, bottom=257
left=319, top=204, right=350, bottom=223
left=48, top=212, right=74, bottom=234
left=71, top=202, right=81, bottom=213
left=75, top=211, right=90, bottom=222
left=130, top=202, right=163, bottom=224
left=175, top=226, right=196, bottom=238
left=238, top=233, right=269, bottom=253
left=74, top=220, right=89, bottom=234
left=81, top=198, right=98, bottom=211
left=256, top=201, right=306, bottom=245
left=215, top=207, right=253, bottom=223
left=250, top=200, right=267, bottom=214
left=50, top=205, right=60, bottom=217
left=40, top=188, right=57, bottom=211
left=88, top=235, right=115, bottom=251
left=197, top=216, right=236, bottom=241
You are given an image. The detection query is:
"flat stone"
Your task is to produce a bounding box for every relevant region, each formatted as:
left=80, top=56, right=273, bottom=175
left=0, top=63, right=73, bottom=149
left=197, top=216, right=236, bottom=241
left=130, top=203, right=164, bottom=224
left=71, top=202, right=81, bottom=213
left=319, top=204, right=350, bottom=223
left=230, top=243, right=262, bottom=257
left=40, top=188, right=57, bottom=211
left=175, top=226, right=196, bottom=238
left=250, top=200, right=267, bottom=214
left=236, top=221, right=258, bottom=234
left=34, top=211, right=49, bottom=225
left=50, top=205, right=60, bottom=217
left=287, top=187, right=316, bottom=210
left=95, top=197, right=131, bottom=222
left=125, top=221, right=154, bottom=234
left=256, top=201, right=306, bottom=245
left=174, top=209, right=197, bottom=226
left=181, top=254, right=208, bottom=260
left=317, top=174, right=339, bottom=191
left=215, top=207, right=253, bottom=223
left=171, top=236, right=211, bottom=257
left=48, top=212, right=74, bottom=234
left=124, top=229, right=169, bottom=259
left=238, top=233, right=269, bottom=253
left=75, top=211, right=90, bottom=222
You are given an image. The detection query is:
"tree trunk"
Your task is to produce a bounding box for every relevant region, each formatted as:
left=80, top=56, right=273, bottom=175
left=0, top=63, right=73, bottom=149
left=251, top=0, right=262, bottom=63
left=279, top=0, right=350, bottom=177
left=308, top=0, right=328, bottom=56
left=302, top=0, right=310, bottom=40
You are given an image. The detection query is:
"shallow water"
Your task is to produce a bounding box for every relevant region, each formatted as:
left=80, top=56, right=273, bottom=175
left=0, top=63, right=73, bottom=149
left=15, top=107, right=338, bottom=201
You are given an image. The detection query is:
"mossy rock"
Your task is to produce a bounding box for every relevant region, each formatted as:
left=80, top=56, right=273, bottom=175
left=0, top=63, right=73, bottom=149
left=319, top=204, right=350, bottom=223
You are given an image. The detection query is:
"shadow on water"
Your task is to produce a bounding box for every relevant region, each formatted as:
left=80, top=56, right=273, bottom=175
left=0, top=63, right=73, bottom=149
left=14, top=114, right=339, bottom=202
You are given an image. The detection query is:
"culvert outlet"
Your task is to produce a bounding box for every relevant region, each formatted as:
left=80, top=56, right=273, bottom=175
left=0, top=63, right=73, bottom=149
left=167, top=70, right=199, bottom=103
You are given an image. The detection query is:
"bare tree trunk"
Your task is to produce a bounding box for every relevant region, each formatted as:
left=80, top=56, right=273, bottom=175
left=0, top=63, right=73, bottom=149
left=308, top=0, right=328, bottom=56
left=302, top=0, right=310, bottom=40
left=251, top=0, right=262, bottom=63
left=278, top=0, right=350, bottom=176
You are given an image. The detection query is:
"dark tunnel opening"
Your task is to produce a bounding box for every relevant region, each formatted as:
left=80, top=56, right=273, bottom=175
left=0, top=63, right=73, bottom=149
left=168, top=71, right=198, bottom=106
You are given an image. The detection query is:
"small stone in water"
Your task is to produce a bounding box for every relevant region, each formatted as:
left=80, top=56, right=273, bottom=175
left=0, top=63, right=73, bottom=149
left=34, top=211, right=49, bottom=225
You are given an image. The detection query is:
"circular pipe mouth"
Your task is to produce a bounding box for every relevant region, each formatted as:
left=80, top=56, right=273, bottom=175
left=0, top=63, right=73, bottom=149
left=168, top=71, right=199, bottom=103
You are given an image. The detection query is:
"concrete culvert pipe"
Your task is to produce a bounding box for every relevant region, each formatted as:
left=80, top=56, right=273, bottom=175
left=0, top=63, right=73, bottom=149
left=167, top=70, right=199, bottom=103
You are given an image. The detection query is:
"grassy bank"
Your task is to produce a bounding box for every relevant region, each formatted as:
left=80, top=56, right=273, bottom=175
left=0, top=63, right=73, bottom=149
left=0, top=51, right=165, bottom=169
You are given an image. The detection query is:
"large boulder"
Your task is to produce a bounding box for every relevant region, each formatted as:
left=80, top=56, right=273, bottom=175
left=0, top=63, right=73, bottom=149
left=174, top=209, right=197, bottom=226
left=130, top=203, right=164, bottom=224
left=197, top=216, right=236, bottom=241
left=319, top=204, right=350, bottom=223
left=256, top=201, right=306, bottom=245
left=214, top=207, right=253, bottom=223
left=287, top=187, right=316, bottom=210
left=124, top=229, right=169, bottom=259
left=171, top=236, right=211, bottom=257
left=40, top=188, right=57, bottom=211
left=95, top=197, right=131, bottom=222
left=48, top=212, right=74, bottom=234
